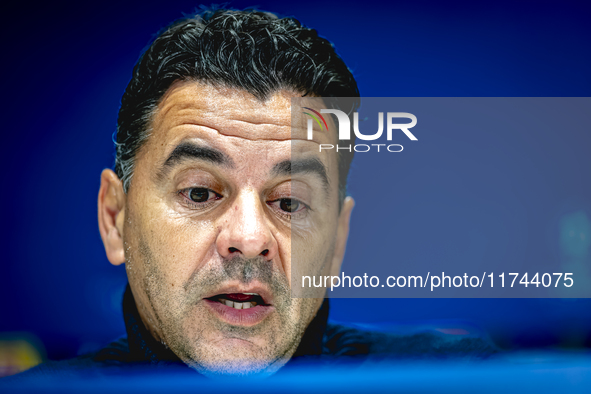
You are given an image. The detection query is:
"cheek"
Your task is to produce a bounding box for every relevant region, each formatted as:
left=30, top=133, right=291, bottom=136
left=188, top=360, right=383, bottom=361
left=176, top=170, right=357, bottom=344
left=131, top=202, right=220, bottom=287
left=292, top=216, right=338, bottom=262
left=290, top=234, right=336, bottom=298
left=272, top=230, right=291, bottom=281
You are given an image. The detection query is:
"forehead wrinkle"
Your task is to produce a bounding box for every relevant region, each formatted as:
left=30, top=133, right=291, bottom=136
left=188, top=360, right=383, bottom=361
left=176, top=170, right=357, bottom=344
left=155, top=105, right=295, bottom=142
left=168, top=107, right=291, bottom=128
left=168, top=122, right=322, bottom=144
left=152, top=83, right=340, bottom=146
left=151, top=81, right=309, bottom=138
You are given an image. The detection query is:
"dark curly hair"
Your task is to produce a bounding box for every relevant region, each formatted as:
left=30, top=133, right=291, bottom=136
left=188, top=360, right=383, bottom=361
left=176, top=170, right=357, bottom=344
left=115, top=7, right=359, bottom=203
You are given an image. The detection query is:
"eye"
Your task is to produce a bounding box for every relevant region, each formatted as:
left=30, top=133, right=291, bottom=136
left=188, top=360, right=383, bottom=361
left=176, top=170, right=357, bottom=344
left=179, top=187, right=222, bottom=207
left=268, top=198, right=308, bottom=216
left=189, top=188, right=210, bottom=202
left=279, top=198, right=300, bottom=213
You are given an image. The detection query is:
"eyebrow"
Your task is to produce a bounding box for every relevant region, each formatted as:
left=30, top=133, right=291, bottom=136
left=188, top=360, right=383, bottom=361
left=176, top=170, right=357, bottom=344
left=157, top=142, right=330, bottom=192
left=272, top=158, right=330, bottom=191
left=159, top=142, right=234, bottom=177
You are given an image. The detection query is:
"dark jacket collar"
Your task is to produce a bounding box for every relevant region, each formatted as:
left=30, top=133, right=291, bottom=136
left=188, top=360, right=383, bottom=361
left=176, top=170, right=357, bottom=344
left=122, top=284, right=329, bottom=365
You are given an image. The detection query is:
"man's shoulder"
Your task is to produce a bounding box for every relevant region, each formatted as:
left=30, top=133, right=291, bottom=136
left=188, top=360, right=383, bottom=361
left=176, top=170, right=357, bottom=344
left=323, top=323, right=499, bottom=360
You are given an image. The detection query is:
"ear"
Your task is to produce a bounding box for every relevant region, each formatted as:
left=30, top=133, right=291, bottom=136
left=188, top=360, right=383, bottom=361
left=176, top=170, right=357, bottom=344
left=330, top=196, right=355, bottom=277
left=98, top=169, right=127, bottom=266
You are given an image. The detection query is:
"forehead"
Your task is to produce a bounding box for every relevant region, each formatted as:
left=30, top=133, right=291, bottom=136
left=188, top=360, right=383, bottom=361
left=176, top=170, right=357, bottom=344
left=151, top=81, right=291, bottom=142
left=135, top=81, right=337, bottom=169
left=148, top=81, right=334, bottom=144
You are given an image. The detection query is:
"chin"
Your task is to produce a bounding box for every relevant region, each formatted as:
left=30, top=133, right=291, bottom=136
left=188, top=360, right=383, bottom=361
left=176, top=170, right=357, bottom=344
left=179, top=337, right=289, bottom=378
left=189, top=357, right=284, bottom=378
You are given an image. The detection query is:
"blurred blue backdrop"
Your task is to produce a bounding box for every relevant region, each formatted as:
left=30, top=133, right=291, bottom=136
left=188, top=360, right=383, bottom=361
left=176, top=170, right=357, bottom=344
left=1, top=0, right=590, bottom=361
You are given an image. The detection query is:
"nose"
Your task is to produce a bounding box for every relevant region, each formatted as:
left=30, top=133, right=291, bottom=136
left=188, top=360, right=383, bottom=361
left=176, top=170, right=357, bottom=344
left=216, top=189, right=278, bottom=261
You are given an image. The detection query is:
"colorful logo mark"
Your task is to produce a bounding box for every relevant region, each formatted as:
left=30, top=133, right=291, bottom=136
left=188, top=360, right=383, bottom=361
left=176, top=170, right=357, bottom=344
left=302, top=107, right=328, bottom=131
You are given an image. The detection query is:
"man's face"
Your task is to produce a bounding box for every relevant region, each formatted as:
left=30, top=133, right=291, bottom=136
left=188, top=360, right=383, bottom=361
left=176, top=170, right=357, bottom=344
left=99, top=81, right=353, bottom=376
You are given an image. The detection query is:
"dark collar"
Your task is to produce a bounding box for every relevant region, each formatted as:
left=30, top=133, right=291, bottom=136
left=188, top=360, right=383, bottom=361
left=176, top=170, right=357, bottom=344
left=122, top=284, right=329, bottom=366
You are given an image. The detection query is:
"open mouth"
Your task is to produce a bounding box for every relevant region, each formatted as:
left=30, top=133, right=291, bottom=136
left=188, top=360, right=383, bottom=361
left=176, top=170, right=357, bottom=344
left=206, top=293, right=268, bottom=310
left=204, top=290, right=274, bottom=325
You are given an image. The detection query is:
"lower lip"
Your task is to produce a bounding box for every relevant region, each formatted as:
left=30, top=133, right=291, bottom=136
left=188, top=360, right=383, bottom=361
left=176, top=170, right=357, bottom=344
left=204, top=299, right=275, bottom=326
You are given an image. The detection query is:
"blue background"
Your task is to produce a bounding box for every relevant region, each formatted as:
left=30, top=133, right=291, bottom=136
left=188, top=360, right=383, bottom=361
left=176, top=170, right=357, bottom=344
left=1, top=0, right=590, bottom=360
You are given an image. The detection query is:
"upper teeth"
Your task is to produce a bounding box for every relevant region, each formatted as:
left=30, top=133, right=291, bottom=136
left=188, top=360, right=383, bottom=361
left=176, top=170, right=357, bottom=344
left=221, top=299, right=256, bottom=309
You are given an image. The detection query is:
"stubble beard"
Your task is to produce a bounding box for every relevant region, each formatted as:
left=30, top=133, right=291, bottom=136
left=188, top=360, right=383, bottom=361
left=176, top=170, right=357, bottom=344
left=124, top=232, right=320, bottom=376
